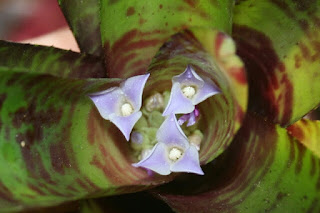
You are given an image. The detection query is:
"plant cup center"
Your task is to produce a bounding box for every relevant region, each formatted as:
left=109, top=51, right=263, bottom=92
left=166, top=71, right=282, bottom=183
left=169, top=147, right=183, bottom=161
left=121, top=102, right=134, bottom=116
left=182, top=86, right=196, bottom=99
left=145, top=92, right=165, bottom=112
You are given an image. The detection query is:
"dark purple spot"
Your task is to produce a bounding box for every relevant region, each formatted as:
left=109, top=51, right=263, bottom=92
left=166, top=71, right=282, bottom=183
left=126, top=7, right=135, bottom=16
left=50, top=143, right=71, bottom=175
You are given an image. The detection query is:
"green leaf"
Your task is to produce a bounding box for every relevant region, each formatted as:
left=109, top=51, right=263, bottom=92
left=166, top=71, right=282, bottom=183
left=100, top=0, right=234, bottom=78
left=0, top=71, right=173, bottom=211
left=146, top=27, right=247, bottom=163
left=0, top=41, right=106, bottom=78
left=287, top=119, right=320, bottom=158
left=154, top=113, right=320, bottom=212
left=233, top=0, right=320, bottom=126
left=58, top=0, right=103, bottom=57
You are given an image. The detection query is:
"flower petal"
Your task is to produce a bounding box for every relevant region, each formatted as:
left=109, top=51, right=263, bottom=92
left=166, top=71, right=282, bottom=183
left=109, top=111, right=142, bottom=141
left=156, top=114, right=189, bottom=148
left=177, top=114, right=189, bottom=126
left=132, top=143, right=171, bottom=175
left=89, top=87, right=124, bottom=120
left=162, top=83, right=195, bottom=116
left=193, top=77, right=220, bottom=105
left=170, top=145, right=204, bottom=175
left=121, top=73, right=150, bottom=111
left=177, top=107, right=200, bottom=127
left=186, top=112, right=197, bottom=127
left=172, top=65, right=204, bottom=87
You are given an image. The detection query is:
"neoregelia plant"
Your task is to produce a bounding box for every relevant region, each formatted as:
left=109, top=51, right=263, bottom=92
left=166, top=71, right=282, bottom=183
left=0, top=0, right=319, bottom=212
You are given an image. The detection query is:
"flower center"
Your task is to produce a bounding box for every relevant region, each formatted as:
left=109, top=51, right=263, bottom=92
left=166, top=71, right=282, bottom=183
left=121, top=103, right=134, bottom=116
left=182, top=86, right=196, bottom=99
left=169, top=147, right=183, bottom=161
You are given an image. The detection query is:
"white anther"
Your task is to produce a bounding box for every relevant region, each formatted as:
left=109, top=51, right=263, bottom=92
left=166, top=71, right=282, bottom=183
left=169, top=147, right=183, bottom=161
left=121, top=103, right=134, bottom=116
left=182, top=86, right=196, bottom=99
left=20, top=141, right=25, bottom=147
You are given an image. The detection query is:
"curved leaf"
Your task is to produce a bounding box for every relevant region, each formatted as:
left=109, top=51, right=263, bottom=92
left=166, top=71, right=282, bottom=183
left=287, top=119, right=320, bottom=158
left=58, top=0, right=103, bottom=57
left=0, top=41, right=106, bottom=78
left=100, top=0, right=234, bottom=78
left=154, top=113, right=320, bottom=212
left=233, top=0, right=320, bottom=126
left=145, top=28, right=247, bottom=164
left=0, top=72, right=173, bottom=211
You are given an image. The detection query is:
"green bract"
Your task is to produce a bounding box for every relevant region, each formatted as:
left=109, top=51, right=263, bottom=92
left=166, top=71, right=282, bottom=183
left=0, top=0, right=319, bottom=212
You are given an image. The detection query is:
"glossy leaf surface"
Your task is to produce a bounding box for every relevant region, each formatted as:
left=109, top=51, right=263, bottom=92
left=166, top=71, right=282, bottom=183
left=0, top=41, right=106, bottom=78
left=100, top=0, right=234, bottom=78
left=287, top=119, right=320, bottom=158
left=154, top=113, right=320, bottom=212
left=0, top=71, right=172, bottom=211
left=58, top=0, right=103, bottom=56
left=233, top=0, right=320, bottom=126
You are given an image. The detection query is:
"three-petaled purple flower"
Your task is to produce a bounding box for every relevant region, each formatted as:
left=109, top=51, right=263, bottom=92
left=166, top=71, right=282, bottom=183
left=89, top=65, right=220, bottom=176
left=163, top=65, right=220, bottom=116
left=89, top=74, right=150, bottom=140
left=132, top=114, right=204, bottom=175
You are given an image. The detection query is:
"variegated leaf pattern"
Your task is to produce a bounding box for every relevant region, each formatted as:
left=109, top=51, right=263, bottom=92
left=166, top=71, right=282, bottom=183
left=233, top=0, right=320, bottom=126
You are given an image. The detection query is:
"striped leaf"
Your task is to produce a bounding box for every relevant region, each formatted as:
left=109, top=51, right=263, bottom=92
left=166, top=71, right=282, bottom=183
left=233, top=0, right=320, bottom=126
left=100, top=0, right=234, bottom=78
left=0, top=41, right=106, bottom=78
left=58, top=0, right=103, bottom=56
left=154, top=113, right=320, bottom=212
left=0, top=72, right=173, bottom=211
left=287, top=119, right=320, bottom=158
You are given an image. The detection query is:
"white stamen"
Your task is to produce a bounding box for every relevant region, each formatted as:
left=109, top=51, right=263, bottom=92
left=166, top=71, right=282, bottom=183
left=182, top=86, right=196, bottom=99
left=20, top=141, right=25, bottom=147
left=121, top=103, right=134, bottom=116
left=169, top=147, right=183, bottom=161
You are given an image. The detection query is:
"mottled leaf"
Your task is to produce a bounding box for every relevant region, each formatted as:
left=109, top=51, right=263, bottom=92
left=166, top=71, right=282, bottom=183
left=58, top=0, right=103, bottom=56
left=233, top=0, right=320, bottom=126
left=0, top=40, right=106, bottom=78
left=145, top=28, right=247, bottom=164
left=0, top=71, right=173, bottom=211
left=100, top=0, right=234, bottom=78
left=287, top=119, right=320, bottom=158
left=154, top=113, right=320, bottom=212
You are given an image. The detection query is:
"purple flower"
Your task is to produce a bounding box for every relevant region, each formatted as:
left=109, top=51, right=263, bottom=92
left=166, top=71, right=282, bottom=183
left=89, top=74, right=150, bottom=141
left=178, top=106, right=200, bottom=127
left=132, top=114, right=204, bottom=175
left=163, top=65, right=220, bottom=116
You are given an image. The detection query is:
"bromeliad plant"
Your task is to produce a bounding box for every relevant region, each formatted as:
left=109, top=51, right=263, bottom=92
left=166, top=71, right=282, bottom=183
left=0, top=0, right=320, bottom=212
